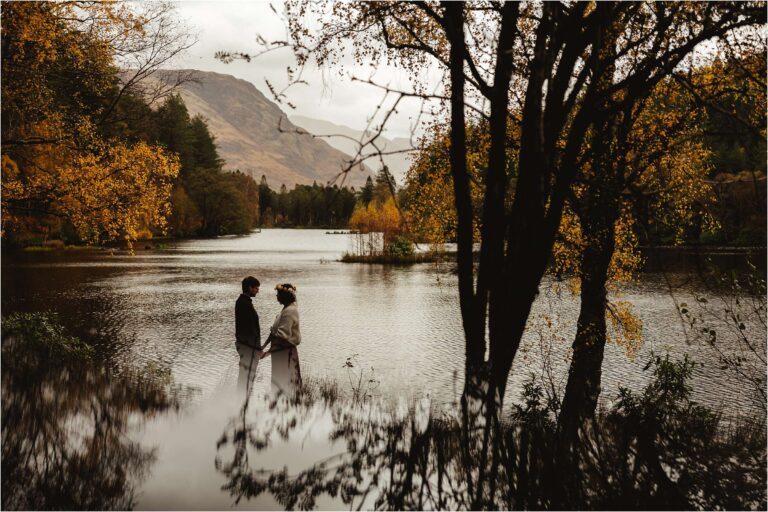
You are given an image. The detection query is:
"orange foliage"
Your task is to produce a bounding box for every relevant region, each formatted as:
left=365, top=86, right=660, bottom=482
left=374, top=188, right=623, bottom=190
left=403, top=122, right=493, bottom=247
left=348, top=198, right=404, bottom=256
left=1, top=2, right=182, bottom=248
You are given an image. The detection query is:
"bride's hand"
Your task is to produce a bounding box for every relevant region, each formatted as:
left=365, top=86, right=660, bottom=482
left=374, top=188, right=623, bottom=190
left=259, top=350, right=271, bottom=359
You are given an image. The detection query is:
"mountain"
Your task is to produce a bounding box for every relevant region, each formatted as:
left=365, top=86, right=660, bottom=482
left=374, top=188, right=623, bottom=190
left=290, top=115, right=415, bottom=185
left=150, top=70, right=372, bottom=187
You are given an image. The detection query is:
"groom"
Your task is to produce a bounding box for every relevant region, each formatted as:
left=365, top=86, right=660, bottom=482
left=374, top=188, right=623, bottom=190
left=235, top=276, right=261, bottom=349
left=235, top=276, right=261, bottom=350
left=235, top=276, right=262, bottom=392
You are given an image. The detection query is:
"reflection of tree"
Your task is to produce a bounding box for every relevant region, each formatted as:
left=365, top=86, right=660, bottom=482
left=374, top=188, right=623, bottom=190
left=216, top=383, right=472, bottom=510
left=1, top=320, right=185, bottom=510
left=215, top=359, right=766, bottom=510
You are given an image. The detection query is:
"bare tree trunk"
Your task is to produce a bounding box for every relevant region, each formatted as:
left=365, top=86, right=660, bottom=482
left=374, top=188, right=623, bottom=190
left=442, top=1, right=480, bottom=384
left=487, top=1, right=619, bottom=407
left=559, top=217, right=615, bottom=439
left=442, top=2, right=482, bottom=502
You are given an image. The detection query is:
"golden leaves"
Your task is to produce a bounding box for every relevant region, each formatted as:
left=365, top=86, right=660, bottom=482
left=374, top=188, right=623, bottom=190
left=635, top=79, right=719, bottom=244
left=552, top=204, right=585, bottom=281
left=403, top=122, right=488, bottom=247
left=349, top=198, right=403, bottom=237
left=63, top=142, right=179, bottom=248
left=607, top=300, right=643, bottom=360
left=609, top=205, right=643, bottom=287
left=1, top=1, right=183, bottom=249
left=3, top=140, right=180, bottom=250
left=348, top=197, right=405, bottom=257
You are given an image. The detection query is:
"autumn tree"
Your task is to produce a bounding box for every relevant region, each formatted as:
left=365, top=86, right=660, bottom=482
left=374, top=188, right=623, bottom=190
left=348, top=198, right=405, bottom=257
left=682, top=46, right=767, bottom=245
left=403, top=121, right=496, bottom=246
left=402, top=76, right=721, bottom=454
left=281, top=0, right=762, bottom=403
left=1, top=1, right=192, bottom=248
left=554, top=87, right=714, bottom=489
left=226, top=3, right=765, bottom=505
left=557, top=37, right=766, bottom=456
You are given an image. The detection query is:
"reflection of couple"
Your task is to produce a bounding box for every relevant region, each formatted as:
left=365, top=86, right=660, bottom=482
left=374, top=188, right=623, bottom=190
left=235, top=276, right=301, bottom=396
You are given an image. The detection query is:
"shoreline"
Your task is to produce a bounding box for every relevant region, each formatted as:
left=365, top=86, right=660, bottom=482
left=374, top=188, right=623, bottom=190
left=5, top=228, right=765, bottom=261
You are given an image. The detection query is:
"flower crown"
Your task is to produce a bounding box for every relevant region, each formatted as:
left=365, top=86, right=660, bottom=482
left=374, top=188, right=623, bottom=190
left=275, top=284, right=297, bottom=293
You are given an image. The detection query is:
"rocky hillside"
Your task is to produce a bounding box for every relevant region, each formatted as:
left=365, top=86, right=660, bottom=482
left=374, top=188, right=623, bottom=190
left=152, top=70, right=371, bottom=187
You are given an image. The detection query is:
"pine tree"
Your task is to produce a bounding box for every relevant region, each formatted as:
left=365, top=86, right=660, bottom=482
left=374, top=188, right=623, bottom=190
left=360, top=176, right=374, bottom=205
left=189, top=115, right=223, bottom=170
left=155, top=94, right=195, bottom=174
left=258, top=175, right=274, bottom=219
left=373, top=166, right=396, bottom=204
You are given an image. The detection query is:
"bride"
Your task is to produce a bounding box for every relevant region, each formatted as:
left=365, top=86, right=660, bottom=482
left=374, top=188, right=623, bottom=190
left=261, top=283, right=301, bottom=395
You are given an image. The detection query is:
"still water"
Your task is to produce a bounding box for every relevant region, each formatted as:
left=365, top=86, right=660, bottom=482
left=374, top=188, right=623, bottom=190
left=2, top=229, right=763, bottom=509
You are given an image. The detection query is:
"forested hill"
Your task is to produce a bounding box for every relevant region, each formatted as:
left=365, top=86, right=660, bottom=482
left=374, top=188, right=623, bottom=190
left=152, top=69, right=373, bottom=187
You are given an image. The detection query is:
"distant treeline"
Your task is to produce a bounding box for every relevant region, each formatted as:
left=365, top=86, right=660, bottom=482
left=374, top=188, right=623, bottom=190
left=257, top=178, right=358, bottom=228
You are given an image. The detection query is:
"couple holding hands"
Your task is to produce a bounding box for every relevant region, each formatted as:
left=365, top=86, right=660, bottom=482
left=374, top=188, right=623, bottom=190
left=235, top=276, right=301, bottom=395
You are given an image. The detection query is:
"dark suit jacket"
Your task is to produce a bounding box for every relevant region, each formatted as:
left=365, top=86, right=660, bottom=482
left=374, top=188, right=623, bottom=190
left=235, top=293, right=261, bottom=348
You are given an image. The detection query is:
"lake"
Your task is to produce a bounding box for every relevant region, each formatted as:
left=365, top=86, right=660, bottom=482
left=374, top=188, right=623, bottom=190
left=2, top=229, right=764, bottom=509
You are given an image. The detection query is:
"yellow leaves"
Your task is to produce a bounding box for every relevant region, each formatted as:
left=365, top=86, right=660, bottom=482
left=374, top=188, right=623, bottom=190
left=1, top=154, right=20, bottom=181
left=553, top=203, right=644, bottom=359
left=638, top=137, right=717, bottom=244
left=403, top=122, right=489, bottom=246
left=2, top=141, right=180, bottom=249
left=553, top=202, right=642, bottom=288
left=609, top=205, right=643, bottom=287
left=552, top=205, right=585, bottom=278
left=2, top=1, right=116, bottom=182
left=61, top=142, right=180, bottom=248
left=349, top=197, right=405, bottom=256
left=2, top=1, right=186, bottom=249
left=349, top=197, right=403, bottom=236
left=606, top=301, right=643, bottom=360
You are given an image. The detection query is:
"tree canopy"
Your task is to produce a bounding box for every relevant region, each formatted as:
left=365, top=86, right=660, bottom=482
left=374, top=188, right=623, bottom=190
left=1, top=1, right=190, bottom=248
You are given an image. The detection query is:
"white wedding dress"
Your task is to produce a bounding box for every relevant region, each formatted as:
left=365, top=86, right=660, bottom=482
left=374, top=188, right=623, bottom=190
left=269, top=303, right=302, bottom=396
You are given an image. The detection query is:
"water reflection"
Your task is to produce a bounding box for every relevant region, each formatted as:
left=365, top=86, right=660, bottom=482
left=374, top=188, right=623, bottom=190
left=213, top=372, right=766, bottom=511
left=1, top=328, right=186, bottom=510
left=2, top=231, right=765, bottom=508
left=235, top=341, right=262, bottom=394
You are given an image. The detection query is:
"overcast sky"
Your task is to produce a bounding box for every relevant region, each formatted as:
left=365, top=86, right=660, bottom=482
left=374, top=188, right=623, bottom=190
left=169, top=0, right=441, bottom=139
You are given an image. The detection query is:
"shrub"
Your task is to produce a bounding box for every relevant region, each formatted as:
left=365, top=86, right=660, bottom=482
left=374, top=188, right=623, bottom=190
left=2, top=311, right=94, bottom=360
left=389, top=236, right=415, bottom=257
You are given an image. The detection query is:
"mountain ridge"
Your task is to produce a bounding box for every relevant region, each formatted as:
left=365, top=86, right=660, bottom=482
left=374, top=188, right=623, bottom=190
left=290, top=114, right=415, bottom=185
left=151, top=69, right=372, bottom=187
